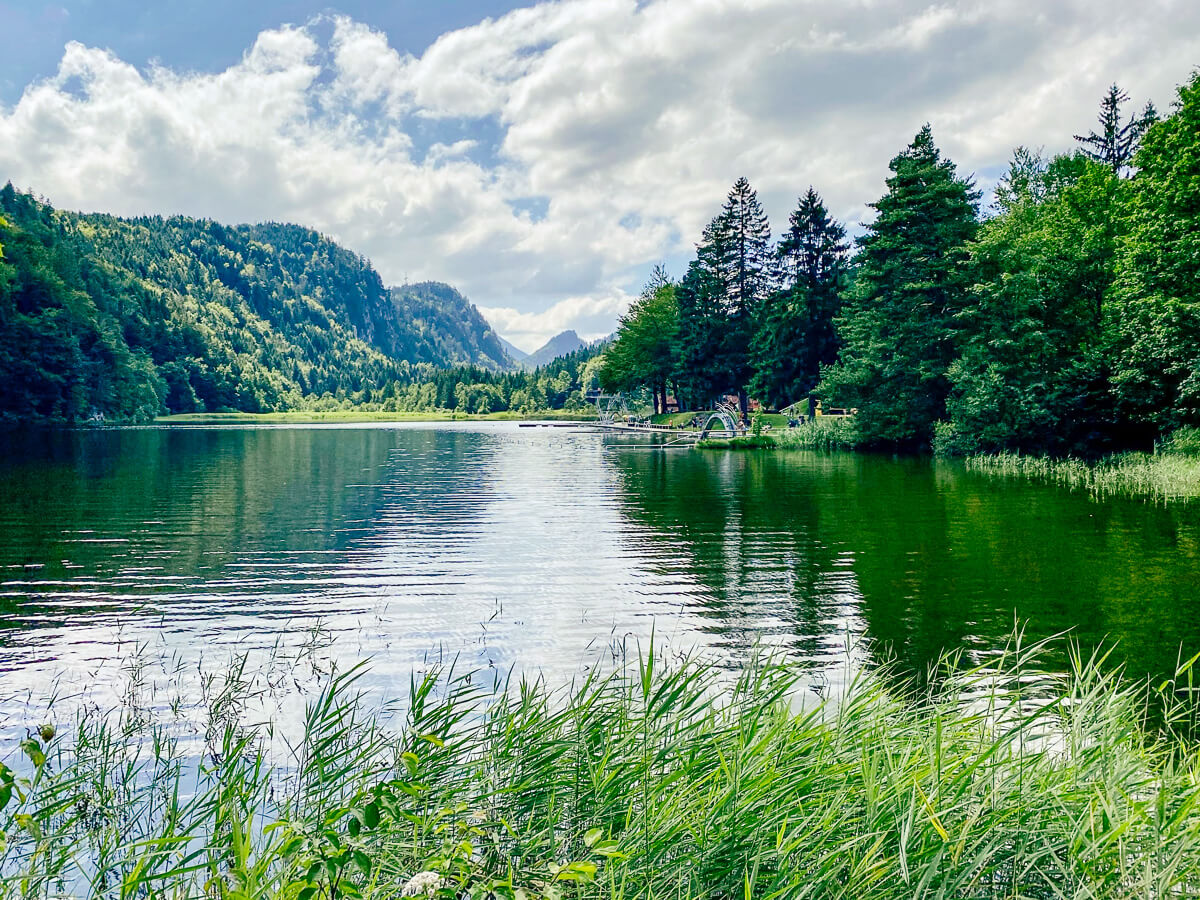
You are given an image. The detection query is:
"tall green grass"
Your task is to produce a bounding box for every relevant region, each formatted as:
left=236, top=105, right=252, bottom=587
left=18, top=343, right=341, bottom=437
left=769, top=416, right=858, bottom=451
left=4, top=634, right=1200, bottom=898
left=966, top=448, right=1200, bottom=502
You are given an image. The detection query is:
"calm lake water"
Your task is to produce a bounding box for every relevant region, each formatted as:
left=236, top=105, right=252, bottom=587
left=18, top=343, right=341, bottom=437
left=2, top=421, right=1199, bottom=734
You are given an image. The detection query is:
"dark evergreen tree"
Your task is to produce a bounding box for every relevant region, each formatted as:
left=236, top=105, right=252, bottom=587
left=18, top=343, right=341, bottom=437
left=673, top=257, right=726, bottom=411
left=715, top=178, right=772, bottom=412
left=820, top=126, right=979, bottom=447
left=1074, top=84, right=1157, bottom=176
left=750, top=187, right=848, bottom=409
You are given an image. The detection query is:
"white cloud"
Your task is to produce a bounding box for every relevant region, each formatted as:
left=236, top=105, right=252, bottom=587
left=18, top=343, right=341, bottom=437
left=480, top=288, right=630, bottom=352
left=2, top=0, right=1198, bottom=346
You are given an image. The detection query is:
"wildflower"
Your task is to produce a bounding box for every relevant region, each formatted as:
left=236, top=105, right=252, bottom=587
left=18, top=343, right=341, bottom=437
left=401, top=871, right=444, bottom=897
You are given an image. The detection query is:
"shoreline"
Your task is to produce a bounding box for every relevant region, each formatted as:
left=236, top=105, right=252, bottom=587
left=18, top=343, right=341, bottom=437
left=151, top=409, right=594, bottom=425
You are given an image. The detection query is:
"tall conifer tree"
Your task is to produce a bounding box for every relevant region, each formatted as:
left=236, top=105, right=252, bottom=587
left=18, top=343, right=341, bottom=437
left=750, top=187, right=847, bottom=408
left=821, top=125, right=979, bottom=446
left=1074, top=84, right=1157, bottom=176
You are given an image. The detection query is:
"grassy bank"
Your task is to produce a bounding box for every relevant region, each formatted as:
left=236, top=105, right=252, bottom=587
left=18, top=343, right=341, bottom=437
left=5, top=637, right=1200, bottom=898
left=155, top=409, right=592, bottom=425
left=966, top=428, right=1200, bottom=503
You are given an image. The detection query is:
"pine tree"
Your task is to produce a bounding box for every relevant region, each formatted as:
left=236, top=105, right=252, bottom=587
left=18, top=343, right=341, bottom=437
left=820, top=125, right=979, bottom=446
left=1074, top=84, right=1157, bottom=176
left=684, top=177, right=772, bottom=412
left=750, top=187, right=847, bottom=408
left=718, top=177, right=774, bottom=319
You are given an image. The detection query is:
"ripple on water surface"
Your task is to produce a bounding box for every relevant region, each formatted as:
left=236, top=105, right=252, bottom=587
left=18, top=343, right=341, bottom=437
left=1, top=422, right=1199, bottom=742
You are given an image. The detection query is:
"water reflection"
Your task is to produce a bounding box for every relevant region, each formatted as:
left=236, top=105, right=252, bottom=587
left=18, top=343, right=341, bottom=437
left=1, top=424, right=1199, bottom=743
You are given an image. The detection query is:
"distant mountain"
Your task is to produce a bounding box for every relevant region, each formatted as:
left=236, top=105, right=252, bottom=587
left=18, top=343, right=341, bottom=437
left=496, top=334, right=530, bottom=366
left=389, top=281, right=511, bottom=370
left=0, top=186, right=516, bottom=421
left=524, top=330, right=586, bottom=369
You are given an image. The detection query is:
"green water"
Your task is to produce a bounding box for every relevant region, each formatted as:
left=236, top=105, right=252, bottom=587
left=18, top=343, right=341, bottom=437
left=1, top=422, right=1198, bottom=727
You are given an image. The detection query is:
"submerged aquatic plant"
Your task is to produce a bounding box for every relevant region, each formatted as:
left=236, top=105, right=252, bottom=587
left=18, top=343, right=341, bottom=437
left=2, top=633, right=1200, bottom=898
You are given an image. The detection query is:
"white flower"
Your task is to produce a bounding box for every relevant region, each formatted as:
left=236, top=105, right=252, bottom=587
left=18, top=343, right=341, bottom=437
left=401, top=871, right=444, bottom=897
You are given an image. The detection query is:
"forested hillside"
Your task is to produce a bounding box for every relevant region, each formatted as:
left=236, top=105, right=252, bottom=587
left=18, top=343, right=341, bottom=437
left=0, top=188, right=510, bottom=421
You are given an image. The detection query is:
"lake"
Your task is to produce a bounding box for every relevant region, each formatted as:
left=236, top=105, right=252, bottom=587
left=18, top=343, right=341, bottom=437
left=2, top=421, right=1199, bottom=737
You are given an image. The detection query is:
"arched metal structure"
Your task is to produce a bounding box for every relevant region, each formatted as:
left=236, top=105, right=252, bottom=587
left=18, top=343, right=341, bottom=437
left=592, top=392, right=632, bottom=424
left=697, top=402, right=741, bottom=439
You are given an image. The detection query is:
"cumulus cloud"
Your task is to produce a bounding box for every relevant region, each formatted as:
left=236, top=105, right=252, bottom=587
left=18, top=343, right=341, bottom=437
left=2, top=0, right=1198, bottom=348
left=480, top=289, right=631, bottom=353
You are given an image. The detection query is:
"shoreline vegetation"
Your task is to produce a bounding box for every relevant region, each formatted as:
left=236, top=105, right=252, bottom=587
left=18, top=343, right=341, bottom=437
left=5, top=635, right=1200, bottom=898
left=965, top=427, right=1200, bottom=504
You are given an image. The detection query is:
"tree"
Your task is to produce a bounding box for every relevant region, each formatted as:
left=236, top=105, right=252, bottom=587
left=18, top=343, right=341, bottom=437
left=673, top=257, right=725, bottom=411
left=1074, top=84, right=1157, bottom=176
left=599, top=269, right=680, bottom=414
left=941, top=152, right=1121, bottom=456
left=1106, top=71, right=1200, bottom=436
left=715, top=178, right=773, bottom=412
left=673, top=179, right=772, bottom=413
left=820, top=125, right=979, bottom=447
left=750, top=187, right=848, bottom=409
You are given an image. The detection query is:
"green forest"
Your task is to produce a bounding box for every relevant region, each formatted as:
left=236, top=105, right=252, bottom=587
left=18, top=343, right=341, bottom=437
left=602, top=73, right=1200, bottom=456
left=0, top=188, right=596, bottom=421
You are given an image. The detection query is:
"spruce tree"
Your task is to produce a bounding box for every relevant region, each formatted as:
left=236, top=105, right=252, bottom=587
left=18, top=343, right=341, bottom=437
left=750, top=187, right=847, bottom=408
left=820, top=125, right=979, bottom=446
left=1074, top=84, right=1157, bottom=176
left=697, top=178, right=773, bottom=412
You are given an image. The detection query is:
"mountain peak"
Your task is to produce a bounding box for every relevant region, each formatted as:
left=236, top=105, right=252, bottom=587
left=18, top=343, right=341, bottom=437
left=524, top=330, right=586, bottom=368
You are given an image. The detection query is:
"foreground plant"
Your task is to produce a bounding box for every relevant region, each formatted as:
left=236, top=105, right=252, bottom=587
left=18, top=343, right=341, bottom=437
left=3, top=634, right=1200, bottom=898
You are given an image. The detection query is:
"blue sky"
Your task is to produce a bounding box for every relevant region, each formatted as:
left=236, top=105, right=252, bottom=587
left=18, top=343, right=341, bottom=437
left=0, top=2, right=519, bottom=103
left=2, top=1, right=1198, bottom=350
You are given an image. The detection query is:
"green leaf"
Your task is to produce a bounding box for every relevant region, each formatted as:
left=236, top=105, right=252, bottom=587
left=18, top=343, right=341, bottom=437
left=19, top=739, right=45, bottom=769
left=402, top=752, right=420, bottom=775
left=553, top=861, right=597, bottom=883
left=352, top=850, right=371, bottom=875
left=363, top=801, right=380, bottom=829
left=583, top=827, right=603, bottom=848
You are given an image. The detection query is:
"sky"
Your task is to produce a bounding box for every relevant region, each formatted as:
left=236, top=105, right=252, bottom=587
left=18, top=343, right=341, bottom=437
left=1, top=1, right=1198, bottom=352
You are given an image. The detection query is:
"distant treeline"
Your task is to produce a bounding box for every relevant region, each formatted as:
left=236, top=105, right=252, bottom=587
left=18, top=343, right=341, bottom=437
left=602, top=75, right=1200, bottom=456
left=299, top=343, right=605, bottom=416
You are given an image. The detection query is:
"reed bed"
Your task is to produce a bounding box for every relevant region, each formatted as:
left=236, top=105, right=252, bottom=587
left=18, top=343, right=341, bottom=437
left=4, top=635, right=1200, bottom=899
left=966, top=446, right=1200, bottom=503
left=769, top=417, right=858, bottom=451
